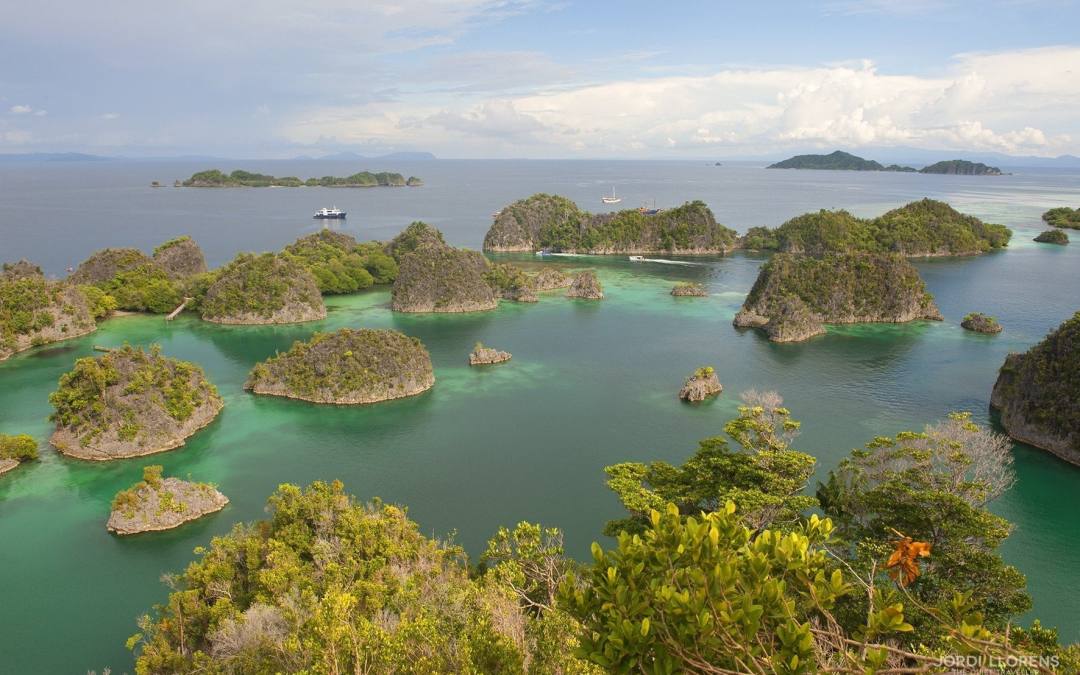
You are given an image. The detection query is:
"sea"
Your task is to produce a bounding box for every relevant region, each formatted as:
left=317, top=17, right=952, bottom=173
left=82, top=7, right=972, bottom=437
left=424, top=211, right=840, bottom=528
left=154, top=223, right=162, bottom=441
left=0, top=159, right=1078, bottom=672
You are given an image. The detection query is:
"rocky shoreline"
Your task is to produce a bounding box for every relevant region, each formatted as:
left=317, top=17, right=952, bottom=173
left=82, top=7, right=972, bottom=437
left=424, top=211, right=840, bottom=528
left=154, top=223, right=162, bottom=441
left=469, top=344, right=512, bottom=365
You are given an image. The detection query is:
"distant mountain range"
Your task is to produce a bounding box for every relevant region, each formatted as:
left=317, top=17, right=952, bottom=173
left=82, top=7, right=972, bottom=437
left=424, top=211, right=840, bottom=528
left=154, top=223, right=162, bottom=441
left=0, top=152, right=109, bottom=163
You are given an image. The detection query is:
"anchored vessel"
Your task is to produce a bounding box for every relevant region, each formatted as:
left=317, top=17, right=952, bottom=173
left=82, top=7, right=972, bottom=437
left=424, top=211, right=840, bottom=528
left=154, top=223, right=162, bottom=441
left=601, top=187, right=622, bottom=204
left=313, top=207, right=347, bottom=219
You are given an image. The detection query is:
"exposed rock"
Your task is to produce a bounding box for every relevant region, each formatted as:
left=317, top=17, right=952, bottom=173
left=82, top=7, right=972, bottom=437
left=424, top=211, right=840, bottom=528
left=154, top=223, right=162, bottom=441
left=533, top=268, right=572, bottom=291
left=245, top=328, right=434, bottom=404
left=153, top=236, right=208, bottom=278
left=108, top=467, right=228, bottom=535
left=679, top=367, right=722, bottom=402
left=991, top=312, right=1080, bottom=465
left=69, top=248, right=154, bottom=285
left=483, top=194, right=739, bottom=254
left=0, top=459, right=18, bottom=477
left=1, top=277, right=97, bottom=361
left=391, top=242, right=497, bottom=313
left=201, top=253, right=326, bottom=324
left=734, top=253, right=941, bottom=343
left=566, top=270, right=604, bottom=299
left=1034, top=229, right=1069, bottom=245
left=961, top=313, right=1003, bottom=334
left=671, top=282, right=708, bottom=297
left=49, top=345, right=223, bottom=460
left=469, top=344, right=512, bottom=366
left=1, top=259, right=43, bottom=281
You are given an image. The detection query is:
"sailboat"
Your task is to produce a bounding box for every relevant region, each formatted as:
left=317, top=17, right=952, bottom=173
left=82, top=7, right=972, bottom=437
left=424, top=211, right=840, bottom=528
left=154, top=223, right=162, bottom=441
left=601, top=187, right=622, bottom=204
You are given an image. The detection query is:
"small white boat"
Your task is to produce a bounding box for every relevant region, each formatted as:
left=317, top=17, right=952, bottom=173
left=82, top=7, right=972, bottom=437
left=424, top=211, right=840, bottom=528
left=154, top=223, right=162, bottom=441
left=601, top=187, right=622, bottom=204
left=628, top=255, right=644, bottom=262
left=314, top=206, right=346, bottom=219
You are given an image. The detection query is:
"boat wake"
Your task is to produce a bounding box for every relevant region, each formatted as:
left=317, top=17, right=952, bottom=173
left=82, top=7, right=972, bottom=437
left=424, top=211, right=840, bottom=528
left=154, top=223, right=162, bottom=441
left=629, top=256, right=704, bottom=266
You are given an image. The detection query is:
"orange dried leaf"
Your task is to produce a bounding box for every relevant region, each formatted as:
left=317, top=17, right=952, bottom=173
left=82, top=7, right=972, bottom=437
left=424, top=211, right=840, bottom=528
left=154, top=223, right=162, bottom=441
left=885, top=533, right=932, bottom=588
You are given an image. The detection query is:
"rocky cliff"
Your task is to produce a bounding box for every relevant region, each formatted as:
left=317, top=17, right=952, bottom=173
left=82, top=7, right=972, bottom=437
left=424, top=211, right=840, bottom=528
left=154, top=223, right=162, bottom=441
left=246, top=328, right=434, bottom=404
left=566, top=270, right=604, bottom=299
left=678, top=367, right=722, bottom=402
left=483, top=194, right=738, bottom=254
left=1, top=276, right=97, bottom=361
left=108, top=466, right=228, bottom=535
left=152, top=236, right=208, bottom=279
left=991, top=312, right=1080, bottom=465
left=69, top=248, right=154, bottom=285
left=734, top=253, right=942, bottom=342
left=49, top=345, right=223, bottom=460
left=201, top=253, right=326, bottom=324
left=469, top=344, right=512, bottom=366
left=391, top=241, right=497, bottom=313
left=1, top=259, right=43, bottom=281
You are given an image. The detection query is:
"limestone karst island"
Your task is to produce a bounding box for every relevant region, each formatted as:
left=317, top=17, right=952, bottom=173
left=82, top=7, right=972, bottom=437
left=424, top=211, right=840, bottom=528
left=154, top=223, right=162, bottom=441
left=4, top=3, right=1080, bottom=673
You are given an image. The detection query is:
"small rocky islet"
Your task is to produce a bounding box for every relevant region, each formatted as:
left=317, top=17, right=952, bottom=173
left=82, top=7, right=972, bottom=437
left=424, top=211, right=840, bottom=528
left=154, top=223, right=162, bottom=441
left=566, top=270, right=604, bottom=299
left=107, top=465, right=228, bottom=535
left=0, top=434, right=38, bottom=477
left=734, top=253, right=943, bottom=342
left=678, top=366, right=722, bottom=402
left=246, top=328, right=434, bottom=404
left=992, top=311, right=1080, bottom=465
left=1034, top=229, right=1069, bottom=245
left=48, top=345, right=223, bottom=461
left=469, top=343, right=512, bottom=366
left=671, top=282, right=708, bottom=297
left=961, top=313, right=1003, bottom=334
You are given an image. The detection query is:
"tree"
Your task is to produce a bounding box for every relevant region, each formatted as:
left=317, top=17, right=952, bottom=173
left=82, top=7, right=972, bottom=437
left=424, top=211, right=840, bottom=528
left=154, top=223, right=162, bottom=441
left=563, top=502, right=1039, bottom=674
left=603, top=391, right=816, bottom=535
left=818, top=413, right=1031, bottom=643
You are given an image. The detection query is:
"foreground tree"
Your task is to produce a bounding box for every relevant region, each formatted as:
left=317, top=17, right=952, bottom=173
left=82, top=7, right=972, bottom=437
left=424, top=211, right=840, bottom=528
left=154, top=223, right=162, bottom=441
left=603, top=391, right=816, bottom=535
left=817, top=413, right=1031, bottom=643
left=564, top=502, right=1061, bottom=674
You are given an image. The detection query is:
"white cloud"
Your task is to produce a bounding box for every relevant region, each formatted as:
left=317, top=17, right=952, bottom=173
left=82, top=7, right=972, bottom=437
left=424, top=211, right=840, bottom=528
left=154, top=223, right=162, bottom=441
left=279, top=45, right=1080, bottom=157
left=100, top=112, right=120, bottom=120
left=9, top=105, right=33, bottom=114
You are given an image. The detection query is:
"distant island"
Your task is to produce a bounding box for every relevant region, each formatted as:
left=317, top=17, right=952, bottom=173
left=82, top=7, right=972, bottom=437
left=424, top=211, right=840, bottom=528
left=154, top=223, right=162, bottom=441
left=1042, top=207, right=1080, bottom=229
left=180, top=169, right=422, bottom=187
left=767, top=150, right=1002, bottom=175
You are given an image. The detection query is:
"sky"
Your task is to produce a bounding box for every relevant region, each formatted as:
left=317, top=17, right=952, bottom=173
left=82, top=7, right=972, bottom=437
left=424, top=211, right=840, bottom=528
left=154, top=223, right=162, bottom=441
left=1, top=0, right=1079, bottom=159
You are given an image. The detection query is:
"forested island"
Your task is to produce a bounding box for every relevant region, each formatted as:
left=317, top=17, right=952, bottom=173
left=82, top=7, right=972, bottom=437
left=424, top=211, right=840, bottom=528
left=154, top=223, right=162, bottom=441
left=200, top=253, right=327, bottom=324
left=49, top=345, right=223, bottom=460
left=0, top=271, right=96, bottom=361
left=390, top=222, right=499, bottom=312
left=767, top=150, right=1003, bottom=175
left=992, top=312, right=1080, bottom=465
left=180, top=169, right=422, bottom=187
left=108, top=465, right=228, bottom=535
left=1043, top=206, right=1080, bottom=229
left=483, top=194, right=739, bottom=254
left=742, top=198, right=1011, bottom=257
left=245, top=328, right=435, bottom=404
left=734, top=253, right=942, bottom=342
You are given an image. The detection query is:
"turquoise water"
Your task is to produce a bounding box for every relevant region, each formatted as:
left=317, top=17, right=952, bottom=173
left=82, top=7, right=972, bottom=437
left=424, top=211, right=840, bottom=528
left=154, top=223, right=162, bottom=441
left=1, top=161, right=1079, bottom=671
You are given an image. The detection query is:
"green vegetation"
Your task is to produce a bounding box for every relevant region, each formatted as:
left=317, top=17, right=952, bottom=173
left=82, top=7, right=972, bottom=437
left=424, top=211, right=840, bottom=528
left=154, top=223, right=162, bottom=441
left=818, top=413, right=1030, bottom=642
left=1042, top=206, right=1080, bottom=229
left=77, top=285, right=118, bottom=319
left=1, top=259, right=42, bottom=280
left=1035, top=229, right=1069, bottom=244
left=1, top=275, right=60, bottom=354
left=604, top=392, right=815, bottom=536
left=992, top=312, right=1080, bottom=456
left=961, top=312, right=1002, bottom=334
left=49, top=344, right=219, bottom=448
left=920, top=159, right=1002, bottom=175
left=246, top=329, right=434, bottom=403
left=751, top=199, right=1011, bottom=256
left=282, top=230, right=398, bottom=294
left=130, top=405, right=1080, bottom=672
left=182, top=169, right=414, bottom=187
left=200, top=253, right=324, bottom=323
left=99, top=264, right=182, bottom=313
left=483, top=263, right=536, bottom=301
left=391, top=238, right=497, bottom=313
left=484, top=194, right=739, bottom=253
left=152, top=236, right=192, bottom=256
left=0, top=434, right=38, bottom=462
left=111, top=465, right=166, bottom=516
left=385, top=220, right=448, bottom=261
left=129, top=480, right=594, bottom=674
left=767, top=150, right=916, bottom=172
left=71, top=239, right=208, bottom=314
